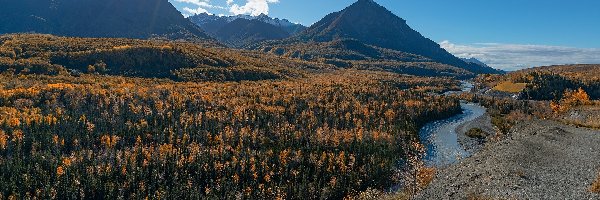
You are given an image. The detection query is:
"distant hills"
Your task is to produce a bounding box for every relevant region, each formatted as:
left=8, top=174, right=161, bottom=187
left=254, top=0, right=502, bottom=75
left=188, top=13, right=306, bottom=47
left=0, top=34, right=329, bottom=81
left=0, top=0, right=211, bottom=40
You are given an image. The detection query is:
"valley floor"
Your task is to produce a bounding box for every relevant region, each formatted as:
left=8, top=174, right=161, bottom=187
left=417, top=119, right=600, bottom=199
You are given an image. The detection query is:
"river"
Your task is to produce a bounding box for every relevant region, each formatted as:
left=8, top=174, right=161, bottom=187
left=419, top=81, right=486, bottom=167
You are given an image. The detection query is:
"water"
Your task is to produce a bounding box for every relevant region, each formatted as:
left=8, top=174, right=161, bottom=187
left=419, top=102, right=486, bottom=167
left=390, top=82, right=483, bottom=192
left=443, top=81, right=474, bottom=95
left=419, top=81, right=485, bottom=167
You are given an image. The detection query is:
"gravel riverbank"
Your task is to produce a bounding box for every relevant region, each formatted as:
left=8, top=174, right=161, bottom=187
left=417, top=119, right=600, bottom=199
left=455, top=113, right=497, bottom=154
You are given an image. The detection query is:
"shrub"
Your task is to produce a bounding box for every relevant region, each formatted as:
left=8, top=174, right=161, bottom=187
left=551, top=88, right=592, bottom=113
left=591, top=171, right=600, bottom=193
left=466, top=128, right=487, bottom=139
left=491, top=114, right=515, bottom=135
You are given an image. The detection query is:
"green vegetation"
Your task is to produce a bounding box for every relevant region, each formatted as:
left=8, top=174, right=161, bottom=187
left=498, top=65, right=599, bottom=100
left=490, top=114, right=515, bottom=135
left=254, top=39, right=475, bottom=78
left=476, top=65, right=600, bottom=101
left=465, top=128, right=487, bottom=139
left=473, top=65, right=600, bottom=130
left=0, top=34, right=327, bottom=81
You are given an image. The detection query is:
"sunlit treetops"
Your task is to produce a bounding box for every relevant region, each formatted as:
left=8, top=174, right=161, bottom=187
left=0, top=34, right=333, bottom=81
left=475, top=64, right=600, bottom=100
left=0, top=70, right=461, bottom=199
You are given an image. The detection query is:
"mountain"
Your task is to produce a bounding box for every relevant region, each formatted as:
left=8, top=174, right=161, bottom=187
left=0, top=0, right=211, bottom=40
left=214, top=18, right=291, bottom=48
left=461, top=57, right=492, bottom=69
left=252, top=14, right=307, bottom=35
left=254, top=39, right=474, bottom=78
left=189, top=13, right=306, bottom=35
left=188, top=13, right=231, bottom=35
left=289, top=0, right=501, bottom=74
left=260, top=39, right=431, bottom=62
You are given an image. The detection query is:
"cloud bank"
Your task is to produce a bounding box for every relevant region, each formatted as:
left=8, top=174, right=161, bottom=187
left=440, top=41, right=600, bottom=71
left=175, top=0, right=279, bottom=17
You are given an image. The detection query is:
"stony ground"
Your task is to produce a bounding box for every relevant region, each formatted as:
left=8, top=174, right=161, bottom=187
left=417, top=119, right=600, bottom=200
left=456, top=113, right=497, bottom=154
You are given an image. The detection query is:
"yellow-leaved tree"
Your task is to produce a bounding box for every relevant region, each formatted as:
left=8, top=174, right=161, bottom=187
left=551, top=88, right=591, bottom=113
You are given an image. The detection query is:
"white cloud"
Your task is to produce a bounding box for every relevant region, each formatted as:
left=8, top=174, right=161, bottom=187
left=175, top=0, right=278, bottom=17
left=182, top=7, right=211, bottom=16
left=229, top=0, right=279, bottom=16
left=176, top=0, right=211, bottom=7
left=175, top=0, right=226, bottom=16
left=440, top=41, right=600, bottom=71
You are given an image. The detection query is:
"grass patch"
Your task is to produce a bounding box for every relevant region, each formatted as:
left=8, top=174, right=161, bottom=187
left=466, top=128, right=487, bottom=139
left=492, top=81, right=527, bottom=93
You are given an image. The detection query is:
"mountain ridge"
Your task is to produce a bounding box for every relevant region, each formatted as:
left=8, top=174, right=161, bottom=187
left=461, top=57, right=493, bottom=69
left=188, top=13, right=306, bottom=35
left=287, top=0, right=501, bottom=74
left=214, top=18, right=291, bottom=48
left=0, top=0, right=212, bottom=41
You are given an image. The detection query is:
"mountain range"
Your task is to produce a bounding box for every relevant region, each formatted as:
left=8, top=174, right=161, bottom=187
left=0, top=0, right=211, bottom=40
left=188, top=13, right=306, bottom=36
left=188, top=13, right=306, bottom=47
left=0, top=0, right=502, bottom=77
left=212, top=18, right=290, bottom=48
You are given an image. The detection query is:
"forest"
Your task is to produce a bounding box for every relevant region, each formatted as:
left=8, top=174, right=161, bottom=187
left=252, top=39, right=475, bottom=78
left=0, top=34, right=328, bottom=82
left=0, top=63, right=462, bottom=199
left=476, top=65, right=600, bottom=100
left=471, top=65, right=600, bottom=130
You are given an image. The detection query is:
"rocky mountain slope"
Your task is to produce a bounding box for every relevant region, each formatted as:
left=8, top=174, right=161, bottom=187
left=0, top=0, right=211, bottom=40
left=189, top=13, right=306, bottom=35
left=188, top=13, right=306, bottom=47
left=213, top=19, right=291, bottom=48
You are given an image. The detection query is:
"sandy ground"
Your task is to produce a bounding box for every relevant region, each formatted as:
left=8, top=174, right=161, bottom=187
left=416, top=119, right=600, bottom=199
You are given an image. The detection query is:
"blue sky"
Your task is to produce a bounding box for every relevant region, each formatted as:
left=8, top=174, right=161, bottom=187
left=170, top=0, right=600, bottom=70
